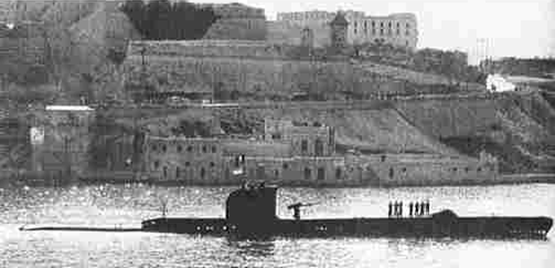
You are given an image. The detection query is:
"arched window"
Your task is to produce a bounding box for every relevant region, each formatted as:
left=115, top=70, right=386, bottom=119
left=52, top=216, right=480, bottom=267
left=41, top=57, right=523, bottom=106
left=389, top=167, right=394, bottom=179
left=177, top=145, right=183, bottom=152
left=335, top=167, right=342, bottom=180
left=187, top=146, right=193, bottom=152
left=163, top=166, right=168, bottom=178
left=162, top=144, right=167, bottom=153
left=212, top=146, right=217, bottom=153
left=282, top=163, right=289, bottom=170
left=200, top=167, right=206, bottom=179
left=202, top=145, right=207, bottom=153
left=176, top=167, right=180, bottom=178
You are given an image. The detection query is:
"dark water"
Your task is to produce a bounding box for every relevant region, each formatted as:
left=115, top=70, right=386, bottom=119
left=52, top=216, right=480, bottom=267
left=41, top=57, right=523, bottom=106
left=1, top=184, right=554, bottom=267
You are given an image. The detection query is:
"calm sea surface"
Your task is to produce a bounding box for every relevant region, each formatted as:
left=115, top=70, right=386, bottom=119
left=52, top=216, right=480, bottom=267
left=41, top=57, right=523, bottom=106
left=1, top=183, right=554, bottom=268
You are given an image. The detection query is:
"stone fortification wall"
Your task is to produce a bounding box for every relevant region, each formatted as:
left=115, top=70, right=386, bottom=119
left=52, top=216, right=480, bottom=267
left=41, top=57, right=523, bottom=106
left=124, top=40, right=460, bottom=100
left=123, top=44, right=357, bottom=97
left=128, top=40, right=284, bottom=59
left=266, top=21, right=331, bottom=48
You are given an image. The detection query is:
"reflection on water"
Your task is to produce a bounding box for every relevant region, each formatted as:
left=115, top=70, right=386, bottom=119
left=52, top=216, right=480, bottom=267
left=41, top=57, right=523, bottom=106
left=1, top=183, right=555, bottom=268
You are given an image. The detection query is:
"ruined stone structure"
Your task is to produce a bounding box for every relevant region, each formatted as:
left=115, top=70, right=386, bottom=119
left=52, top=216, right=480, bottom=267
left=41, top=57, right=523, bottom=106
left=200, top=2, right=267, bottom=41
left=274, top=10, right=418, bottom=49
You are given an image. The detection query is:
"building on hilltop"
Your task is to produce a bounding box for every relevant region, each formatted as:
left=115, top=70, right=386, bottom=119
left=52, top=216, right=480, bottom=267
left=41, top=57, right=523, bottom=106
left=272, top=10, right=418, bottom=50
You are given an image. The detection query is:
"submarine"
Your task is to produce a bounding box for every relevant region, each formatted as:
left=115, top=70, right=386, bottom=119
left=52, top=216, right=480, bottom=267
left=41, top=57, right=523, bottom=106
left=22, top=184, right=553, bottom=239
left=139, top=183, right=553, bottom=239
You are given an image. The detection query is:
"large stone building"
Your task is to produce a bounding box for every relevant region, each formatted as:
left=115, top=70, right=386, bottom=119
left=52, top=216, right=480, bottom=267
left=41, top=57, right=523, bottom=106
left=143, top=119, right=364, bottom=186
left=273, top=10, right=418, bottom=50
left=142, top=118, right=498, bottom=186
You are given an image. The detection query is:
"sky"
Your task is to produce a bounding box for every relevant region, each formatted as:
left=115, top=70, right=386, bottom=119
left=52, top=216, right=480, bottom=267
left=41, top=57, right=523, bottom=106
left=195, top=0, right=555, bottom=63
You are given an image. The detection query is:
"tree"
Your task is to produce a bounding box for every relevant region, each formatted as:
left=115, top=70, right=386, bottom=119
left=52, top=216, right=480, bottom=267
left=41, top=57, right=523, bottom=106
left=119, top=0, right=218, bottom=40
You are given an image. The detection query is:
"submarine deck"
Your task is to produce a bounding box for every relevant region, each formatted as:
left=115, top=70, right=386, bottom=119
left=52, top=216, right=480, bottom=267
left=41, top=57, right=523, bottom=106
left=139, top=216, right=553, bottom=239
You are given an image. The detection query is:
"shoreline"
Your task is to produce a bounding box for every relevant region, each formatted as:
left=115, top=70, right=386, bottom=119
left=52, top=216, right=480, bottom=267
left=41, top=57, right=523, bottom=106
left=1, top=170, right=554, bottom=188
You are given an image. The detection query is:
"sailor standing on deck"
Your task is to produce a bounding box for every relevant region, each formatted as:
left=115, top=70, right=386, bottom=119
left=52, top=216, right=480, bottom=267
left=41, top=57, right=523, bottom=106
left=414, top=202, right=420, bottom=217
left=388, top=202, right=393, bottom=218
left=425, top=200, right=430, bottom=215
left=409, top=202, right=414, bottom=217
left=399, top=201, right=403, bottom=217
left=420, top=201, right=425, bottom=216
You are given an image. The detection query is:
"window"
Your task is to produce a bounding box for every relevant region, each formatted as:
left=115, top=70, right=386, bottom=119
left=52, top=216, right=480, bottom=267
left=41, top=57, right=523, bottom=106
left=274, top=169, right=279, bottom=178
left=402, top=167, right=407, bottom=172
left=202, top=145, right=207, bottom=153
left=406, top=30, right=410, bottom=36
left=301, top=140, right=308, bottom=153
left=200, top=167, right=206, bottom=179
left=176, top=167, right=180, bottom=178
left=185, top=162, right=190, bottom=167
left=282, top=163, right=289, bottom=170
left=163, top=166, right=168, bottom=178
left=388, top=22, right=392, bottom=28
left=380, top=29, right=384, bottom=35
left=380, top=22, right=384, bottom=27
left=304, top=167, right=311, bottom=180
left=335, top=168, right=342, bottom=180
left=212, top=146, right=217, bottom=153
left=153, top=160, right=160, bottom=170
left=272, top=133, right=282, bottom=140
left=315, top=139, right=324, bottom=156
left=187, top=146, right=193, bottom=152
left=389, top=167, right=394, bottom=179
left=152, top=144, right=157, bottom=151
left=477, top=167, right=482, bottom=172
left=317, top=168, right=325, bottom=181
left=397, top=29, right=400, bottom=35
left=210, top=162, right=215, bottom=167
left=162, top=145, right=167, bottom=153
left=177, top=145, right=183, bottom=152
left=406, top=23, right=410, bottom=28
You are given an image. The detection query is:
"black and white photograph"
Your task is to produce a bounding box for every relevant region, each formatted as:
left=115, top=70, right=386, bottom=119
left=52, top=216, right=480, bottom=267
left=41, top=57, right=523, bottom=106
left=1, top=0, right=554, bottom=267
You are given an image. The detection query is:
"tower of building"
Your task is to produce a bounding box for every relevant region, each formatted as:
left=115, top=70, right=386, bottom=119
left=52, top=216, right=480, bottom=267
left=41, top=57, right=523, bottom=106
left=330, top=12, right=348, bottom=49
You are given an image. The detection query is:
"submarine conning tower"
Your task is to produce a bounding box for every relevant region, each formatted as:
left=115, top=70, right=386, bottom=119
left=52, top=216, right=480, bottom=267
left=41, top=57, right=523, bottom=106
left=225, top=184, right=278, bottom=232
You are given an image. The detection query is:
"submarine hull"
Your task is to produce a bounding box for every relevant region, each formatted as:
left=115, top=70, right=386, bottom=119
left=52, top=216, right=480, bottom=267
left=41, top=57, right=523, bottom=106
left=141, top=216, right=553, bottom=239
